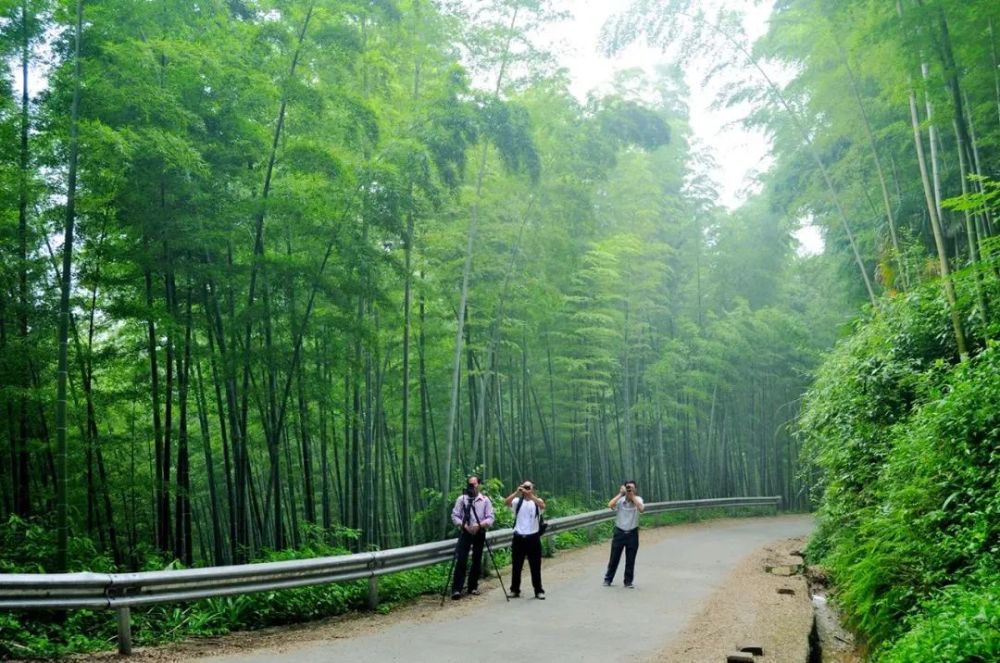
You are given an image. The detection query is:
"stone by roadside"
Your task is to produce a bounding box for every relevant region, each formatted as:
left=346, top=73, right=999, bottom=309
left=807, top=566, right=865, bottom=663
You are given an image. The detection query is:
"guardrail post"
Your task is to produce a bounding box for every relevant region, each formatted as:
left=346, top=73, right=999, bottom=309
left=116, top=607, right=132, bottom=655
left=367, top=576, right=378, bottom=610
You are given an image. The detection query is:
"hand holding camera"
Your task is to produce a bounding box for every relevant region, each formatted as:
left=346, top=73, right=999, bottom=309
left=506, top=482, right=542, bottom=512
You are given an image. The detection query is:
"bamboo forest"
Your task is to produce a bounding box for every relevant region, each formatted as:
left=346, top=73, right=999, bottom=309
left=0, top=0, right=998, bottom=660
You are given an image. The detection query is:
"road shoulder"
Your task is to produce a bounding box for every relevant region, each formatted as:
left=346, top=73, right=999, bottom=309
left=650, top=534, right=813, bottom=663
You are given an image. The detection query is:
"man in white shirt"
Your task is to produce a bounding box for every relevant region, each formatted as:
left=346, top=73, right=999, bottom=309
left=504, top=480, right=547, bottom=599
left=603, top=480, right=644, bottom=588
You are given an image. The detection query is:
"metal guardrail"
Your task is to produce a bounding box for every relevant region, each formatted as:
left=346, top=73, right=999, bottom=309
left=0, top=496, right=780, bottom=654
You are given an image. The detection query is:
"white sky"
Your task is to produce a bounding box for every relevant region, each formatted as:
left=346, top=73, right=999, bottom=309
left=537, top=0, right=824, bottom=255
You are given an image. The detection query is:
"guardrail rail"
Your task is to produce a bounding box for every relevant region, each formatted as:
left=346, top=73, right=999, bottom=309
left=0, top=496, right=781, bottom=654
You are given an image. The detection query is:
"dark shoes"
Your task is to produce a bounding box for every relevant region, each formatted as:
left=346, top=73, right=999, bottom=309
left=602, top=580, right=612, bottom=587
left=508, top=588, right=543, bottom=598
left=624, top=583, right=635, bottom=589
left=452, top=588, right=481, bottom=599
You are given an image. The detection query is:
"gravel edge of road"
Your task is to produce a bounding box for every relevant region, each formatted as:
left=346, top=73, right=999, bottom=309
left=647, top=534, right=814, bottom=663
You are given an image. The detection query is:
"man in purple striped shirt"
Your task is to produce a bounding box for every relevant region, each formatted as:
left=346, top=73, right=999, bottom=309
left=450, top=475, right=495, bottom=599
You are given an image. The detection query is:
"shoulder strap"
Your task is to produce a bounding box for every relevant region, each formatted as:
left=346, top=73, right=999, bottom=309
left=514, top=497, right=542, bottom=525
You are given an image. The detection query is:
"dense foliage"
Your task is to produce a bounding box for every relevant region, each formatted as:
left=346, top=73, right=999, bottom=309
left=800, top=270, right=1000, bottom=659
left=606, top=0, right=1000, bottom=659
left=4, top=0, right=999, bottom=658
left=0, top=0, right=835, bottom=578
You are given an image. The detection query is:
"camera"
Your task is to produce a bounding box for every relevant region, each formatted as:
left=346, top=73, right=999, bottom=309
left=465, top=483, right=477, bottom=499
left=626, top=485, right=633, bottom=492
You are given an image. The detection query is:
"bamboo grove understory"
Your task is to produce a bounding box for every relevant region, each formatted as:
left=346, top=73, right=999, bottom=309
left=1, top=0, right=998, bottom=576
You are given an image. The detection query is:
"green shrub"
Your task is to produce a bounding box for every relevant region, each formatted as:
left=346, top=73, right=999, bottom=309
left=800, top=271, right=1000, bottom=659
left=879, top=578, right=1000, bottom=663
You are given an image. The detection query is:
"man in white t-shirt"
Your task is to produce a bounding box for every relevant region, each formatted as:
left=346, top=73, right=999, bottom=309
left=504, top=480, right=547, bottom=599
left=603, top=480, right=644, bottom=588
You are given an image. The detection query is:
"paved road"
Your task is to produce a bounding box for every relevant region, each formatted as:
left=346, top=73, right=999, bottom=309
left=199, top=515, right=813, bottom=663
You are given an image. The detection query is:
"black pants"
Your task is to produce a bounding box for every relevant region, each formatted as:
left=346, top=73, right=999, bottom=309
left=451, top=529, right=486, bottom=593
left=604, top=526, right=639, bottom=585
left=510, top=533, right=543, bottom=594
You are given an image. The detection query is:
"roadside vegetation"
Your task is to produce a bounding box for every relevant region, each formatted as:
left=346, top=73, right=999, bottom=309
left=800, top=270, right=1000, bottom=660
left=3, top=0, right=1000, bottom=660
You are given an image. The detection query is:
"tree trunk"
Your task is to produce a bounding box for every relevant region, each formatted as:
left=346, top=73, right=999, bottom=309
left=350, top=353, right=361, bottom=538
left=202, top=276, right=243, bottom=560
left=161, top=255, right=176, bottom=554
left=922, top=64, right=946, bottom=230
left=400, top=211, right=414, bottom=546
left=835, top=36, right=906, bottom=288
left=470, top=205, right=531, bottom=475
left=318, top=340, right=331, bottom=531
left=363, top=331, right=376, bottom=548
left=622, top=301, right=634, bottom=480
left=55, top=0, right=84, bottom=571
left=964, top=92, right=996, bottom=238
left=1, top=298, right=13, bottom=518
left=295, top=364, right=314, bottom=526
left=77, top=230, right=120, bottom=564
left=174, top=287, right=193, bottom=565
left=442, top=5, right=521, bottom=528
left=234, top=2, right=315, bottom=555
left=907, top=79, right=968, bottom=359
left=261, top=276, right=283, bottom=550
left=282, top=421, right=300, bottom=548
left=418, top=284, right=438, bottom=494
left=15, top=0, right=32, bottom=518
left=195, top=355, right=226, bottom=565
left=286, top=233, right=315, bottom=528
left=898, top=0, right=968, bottom=359
left=952, top=119, right=989, bottom=322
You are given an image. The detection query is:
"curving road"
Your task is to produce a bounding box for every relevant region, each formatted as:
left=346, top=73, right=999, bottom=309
left=198, top=515, right=813, bottom=663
